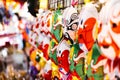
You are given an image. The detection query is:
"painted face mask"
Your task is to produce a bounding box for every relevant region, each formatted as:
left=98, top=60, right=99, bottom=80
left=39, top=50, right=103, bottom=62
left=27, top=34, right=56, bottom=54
left=78, top=3, right=98, bottom=52
left=92, top=0, right=120, bottom=79
left=62, top=6, right=79, bottom=44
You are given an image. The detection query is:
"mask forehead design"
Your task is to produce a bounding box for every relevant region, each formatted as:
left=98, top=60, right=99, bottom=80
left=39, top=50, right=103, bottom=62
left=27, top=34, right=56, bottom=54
left=78, top=3, right=98, bottom=29
left=62, top=6, right=78, bottom=27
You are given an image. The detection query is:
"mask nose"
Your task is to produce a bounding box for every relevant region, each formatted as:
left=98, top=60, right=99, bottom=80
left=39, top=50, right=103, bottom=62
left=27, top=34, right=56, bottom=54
left=98, top=24, right=112, bottom=44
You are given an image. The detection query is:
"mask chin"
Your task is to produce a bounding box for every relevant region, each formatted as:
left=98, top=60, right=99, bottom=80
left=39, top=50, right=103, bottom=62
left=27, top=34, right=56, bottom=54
left=101, top=45, right=116, bottom=60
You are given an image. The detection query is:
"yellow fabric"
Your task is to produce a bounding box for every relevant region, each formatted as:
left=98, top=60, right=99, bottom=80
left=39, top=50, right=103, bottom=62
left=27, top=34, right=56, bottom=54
left=86, top=49, right=93, bottom=65
left=72, top=76, right=79, bottom=80
left=93, top=22, right=98, bottom=41
left=70, top=47, right=74, bottom=60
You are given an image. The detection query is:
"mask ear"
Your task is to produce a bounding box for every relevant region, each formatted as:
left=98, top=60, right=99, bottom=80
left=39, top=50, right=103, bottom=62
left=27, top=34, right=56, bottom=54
left=84, top=17, right=96, bottom=30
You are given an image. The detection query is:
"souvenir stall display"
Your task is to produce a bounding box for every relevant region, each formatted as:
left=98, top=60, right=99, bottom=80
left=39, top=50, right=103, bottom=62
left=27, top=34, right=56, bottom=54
left=0, top=0, right=120, bottom=80
left=28, top=0, right=120, bottom=79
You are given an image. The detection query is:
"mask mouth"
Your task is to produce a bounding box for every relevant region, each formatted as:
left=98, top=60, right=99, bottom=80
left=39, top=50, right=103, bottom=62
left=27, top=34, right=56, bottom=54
left=64, top=32, right=73, bottom=44
left=102, top=45, right=110, bottom=49
left=67, top=22, right=79, bottom=31
left=98, top=38, right=110, bottom=48
left=99, top=42, right=110, bottom=49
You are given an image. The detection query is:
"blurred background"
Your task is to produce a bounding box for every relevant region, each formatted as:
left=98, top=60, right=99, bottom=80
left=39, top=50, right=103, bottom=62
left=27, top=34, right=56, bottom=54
left=0, top=0, right=105, bottom=80
left=0, top=0, right=32, bottom=79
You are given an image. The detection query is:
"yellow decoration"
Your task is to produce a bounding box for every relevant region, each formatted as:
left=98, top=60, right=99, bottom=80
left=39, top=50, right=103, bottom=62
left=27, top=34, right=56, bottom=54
left=70, top=47, right=74, bottom=60
left=39, top=0, right=48, bottom=10
left=60, top=27, right=63, bottom=39
left=39, top=57, right=46, bottom=69
left=104, top=74, right=110, bottom=80
left=93, top=22, right=98, bottom=41
left=86, top=49, right=93, bottom=65
left=52, top=62, right=60, bottom=78
left=67, top=40, right=72, bottom=45
left=84, top=0, right=90, bottom=4
left=72, top=76, right=79, bottom=80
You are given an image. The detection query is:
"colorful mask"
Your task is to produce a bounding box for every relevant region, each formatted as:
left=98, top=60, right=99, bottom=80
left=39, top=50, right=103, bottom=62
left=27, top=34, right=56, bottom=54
left=62, top=6, right=79, bottom=44
left=92, top=0, right=120, bottom=79
left=78, top=3, right=98, bottom=52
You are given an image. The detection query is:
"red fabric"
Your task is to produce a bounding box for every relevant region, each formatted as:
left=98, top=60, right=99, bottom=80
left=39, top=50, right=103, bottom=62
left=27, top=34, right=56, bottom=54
left=57, top=50, right=70, bottom=73
left=42, top=44, right=49, bottom=60
left=38, top=43, right=49, bottom=60
left=78, top=18, right=96, bottom=51
left=44, top=70, right=52, bottom=80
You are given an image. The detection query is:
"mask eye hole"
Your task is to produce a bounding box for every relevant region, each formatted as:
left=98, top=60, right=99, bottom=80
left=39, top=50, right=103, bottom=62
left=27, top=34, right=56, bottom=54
left=99, top=22, right=102, bottom=28
left=110, top=20, right=120, bottom=33
left=98, top=23, right=102, bottom=33
left=81, top=19, right=83, bottom=25
left=112, top=23, right=117, bottom=28
left=35, top=54, right=41, bottom=62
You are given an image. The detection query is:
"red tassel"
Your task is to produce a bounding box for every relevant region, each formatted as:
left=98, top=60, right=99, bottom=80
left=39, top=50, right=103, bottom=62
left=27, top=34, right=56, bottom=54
left=71, top=0, right=78, bottom=7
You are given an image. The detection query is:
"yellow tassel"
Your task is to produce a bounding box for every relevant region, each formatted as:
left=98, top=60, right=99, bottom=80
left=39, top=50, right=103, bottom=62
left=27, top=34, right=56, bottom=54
left=86, top=49, right=93, bottom=65
left=70, top=47, right=74, bottom=60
